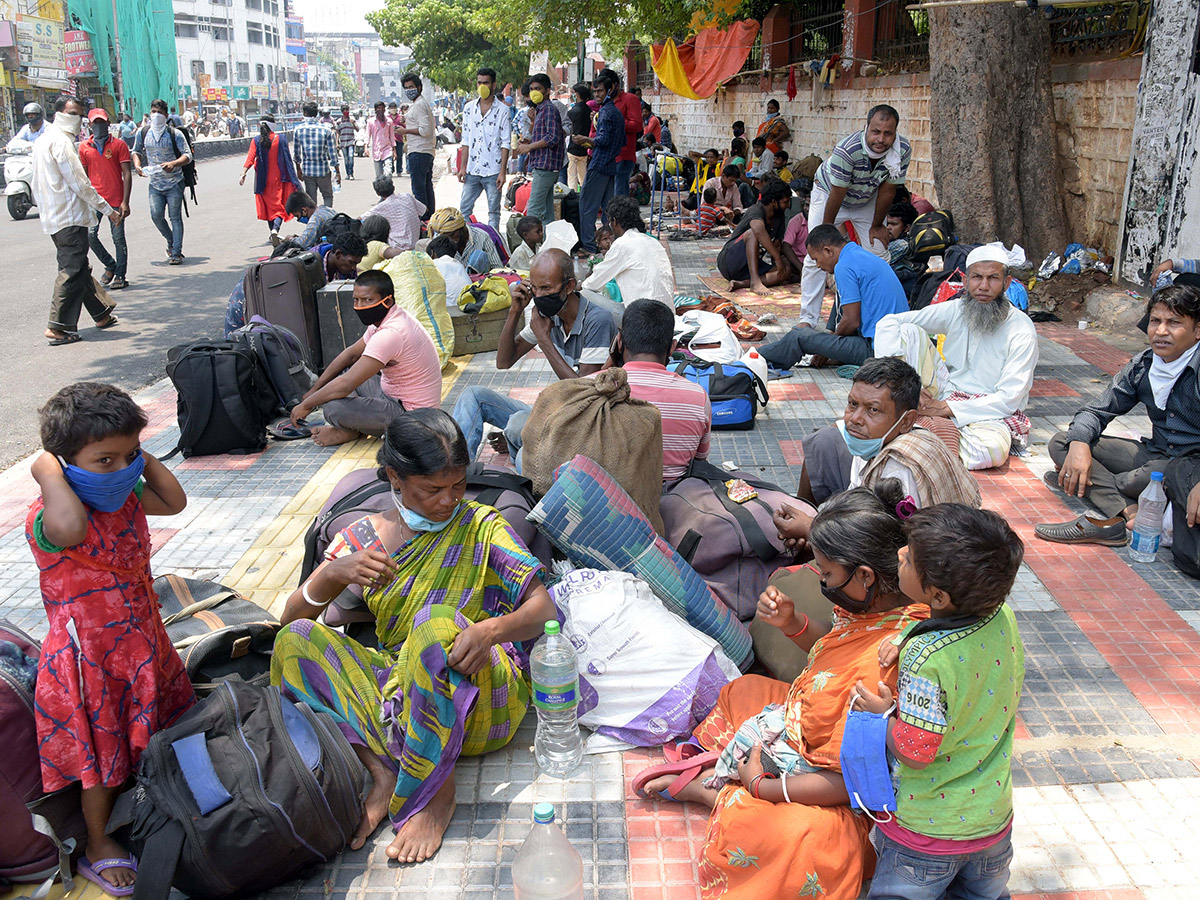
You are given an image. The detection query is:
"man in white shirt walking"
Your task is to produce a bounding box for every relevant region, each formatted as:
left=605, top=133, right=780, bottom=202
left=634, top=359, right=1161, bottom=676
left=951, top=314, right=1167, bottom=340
left=396, top=73, right=436, bottom=222
left=32, top=96, right=121, bottom=346
left=872, top=244, right=1039, bottom=470
left=458, top=67, right=511, bottom=231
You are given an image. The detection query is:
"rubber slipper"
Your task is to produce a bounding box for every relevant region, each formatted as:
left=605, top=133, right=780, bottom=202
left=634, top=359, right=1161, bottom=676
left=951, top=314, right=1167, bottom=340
left=631, top=749, right=719, bottom=801
left=48, top=333, right=82, bottom=346
left=661, top=737, right=706, bottom=765
left=95, top=315, right=119, bottom=330
left=77, top=855, right=138, bottom=897
left=268, top=419, right=311, bottom=440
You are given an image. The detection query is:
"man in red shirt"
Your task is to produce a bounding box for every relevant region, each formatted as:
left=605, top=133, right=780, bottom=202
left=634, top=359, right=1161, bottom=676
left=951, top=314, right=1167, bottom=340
left=600, top=68, right=643, bottom=198
left=79, top=108, right=133, bottom=289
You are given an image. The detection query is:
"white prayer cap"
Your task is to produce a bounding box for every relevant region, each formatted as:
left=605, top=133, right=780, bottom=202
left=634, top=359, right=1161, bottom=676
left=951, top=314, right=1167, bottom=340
left=965, top=243, right=1010, bottom=270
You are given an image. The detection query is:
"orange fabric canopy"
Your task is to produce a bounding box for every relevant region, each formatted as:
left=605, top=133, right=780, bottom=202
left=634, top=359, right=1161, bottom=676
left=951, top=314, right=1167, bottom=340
left=651, top=19, right=761, bottom=101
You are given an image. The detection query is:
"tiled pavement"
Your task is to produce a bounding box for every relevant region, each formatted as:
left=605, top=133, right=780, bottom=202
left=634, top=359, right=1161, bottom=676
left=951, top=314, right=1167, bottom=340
left=3, top=234, right=1200, bottom=900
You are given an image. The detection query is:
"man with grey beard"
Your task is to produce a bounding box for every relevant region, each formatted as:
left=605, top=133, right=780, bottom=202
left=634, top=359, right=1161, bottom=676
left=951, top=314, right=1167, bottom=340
left=872, top=244, right=1039, bottom=469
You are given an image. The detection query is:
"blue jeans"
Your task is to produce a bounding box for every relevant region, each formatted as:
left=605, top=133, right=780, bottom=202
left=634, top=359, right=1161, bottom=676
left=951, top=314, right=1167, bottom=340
left=408, top=152, right=435, bottom=221
left=526, top=168, right=558, bottom=224
left=451, top=386, right=532, bottom=465
left=459, top=172, right=502, bottom=231
left=579, top=170, right=615, bottom=252
left=89, top=211, right=127, bottom=278
left=373, top=157, right=393, bottom=179
left=758, top=328, right=873, bottom=368
left=148, top=181, right=184, bottom=257
left=614, top=158, right=635, bottom=196
left=867, top=828, right=1013, bottom=900
left=341, top=146, right=354, bottom=177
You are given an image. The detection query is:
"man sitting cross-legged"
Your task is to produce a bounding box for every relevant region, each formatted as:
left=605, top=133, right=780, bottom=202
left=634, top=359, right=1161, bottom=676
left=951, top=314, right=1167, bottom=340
left=451, top=248, right=618, bottom=468
left=872, top=244, right=1039, bottom=470
left=758, top=224, right=908, bottom=370
left=1036, top=284, right=1200, bottom=566
left=774, top=356, right=981, bottom=551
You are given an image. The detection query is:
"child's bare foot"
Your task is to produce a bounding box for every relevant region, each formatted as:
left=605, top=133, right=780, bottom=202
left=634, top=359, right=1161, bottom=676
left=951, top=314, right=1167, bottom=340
left=84, top=834, right=136, bottom=888
left=311, top=425, right=360, bottom=446
left=386, top=776, right=456, bottom=863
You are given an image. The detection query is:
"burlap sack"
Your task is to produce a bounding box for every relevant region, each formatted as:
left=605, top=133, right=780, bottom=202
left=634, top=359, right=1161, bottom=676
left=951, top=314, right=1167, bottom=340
left=522, top=368, right=665, bottom=533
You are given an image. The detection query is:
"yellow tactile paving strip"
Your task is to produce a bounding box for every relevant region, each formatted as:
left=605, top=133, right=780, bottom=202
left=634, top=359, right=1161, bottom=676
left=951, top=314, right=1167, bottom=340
left=0, top=358, right=470, bottom=900
left=226, top=354, right=471, bottom=618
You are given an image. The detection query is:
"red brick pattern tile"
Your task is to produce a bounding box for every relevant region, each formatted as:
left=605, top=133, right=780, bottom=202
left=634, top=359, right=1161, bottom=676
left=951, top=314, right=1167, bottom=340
left=176, top=451, right=266, bottom=470
left=1036, top=324, right=1134, bottom=375
left=508, top=387, right=543, bottom=404
left=1013, top=891, right=1146, bottom=900
left=778, top=440, right=806, bottom=466
left=624, top=749, right=707, bottom=900
left=768, top=382, right=825, bottom=401
left=1029, top=378, right=1081, bottom=398
left=148, top=527, right=179, bottom=556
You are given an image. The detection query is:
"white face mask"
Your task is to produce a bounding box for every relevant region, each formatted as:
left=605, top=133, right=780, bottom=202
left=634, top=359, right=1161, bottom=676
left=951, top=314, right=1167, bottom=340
left=150, top=112, right=167, bottom=130
left=55, top=112, right=82, bottom=135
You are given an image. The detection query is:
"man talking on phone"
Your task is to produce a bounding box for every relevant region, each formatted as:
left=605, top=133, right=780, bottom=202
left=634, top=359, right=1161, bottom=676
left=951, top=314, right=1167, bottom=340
left=451, top=248, right=618, bottom=464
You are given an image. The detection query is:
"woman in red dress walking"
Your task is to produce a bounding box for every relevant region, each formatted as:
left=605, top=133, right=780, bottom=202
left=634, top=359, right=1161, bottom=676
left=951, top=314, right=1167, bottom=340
left=239, top=114, right=303, bottom=246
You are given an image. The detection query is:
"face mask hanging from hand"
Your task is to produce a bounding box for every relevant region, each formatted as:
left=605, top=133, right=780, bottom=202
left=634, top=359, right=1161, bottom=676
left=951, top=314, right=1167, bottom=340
left=59, top=451, right=145, bottom=512
left=839, top=696, right=897, bottom=822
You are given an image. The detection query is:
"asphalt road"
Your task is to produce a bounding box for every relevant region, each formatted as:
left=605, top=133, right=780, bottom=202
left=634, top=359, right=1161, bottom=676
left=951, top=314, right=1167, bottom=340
left=0, top=151, right=447, bottom=468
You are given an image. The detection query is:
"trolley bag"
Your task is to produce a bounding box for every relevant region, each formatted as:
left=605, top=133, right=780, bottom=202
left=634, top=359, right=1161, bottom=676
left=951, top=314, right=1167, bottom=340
left=154, top=574, right=280, bottom=695
left=242, top=252, right=327, bottom=368
left=165, top=340, right=278, bottom=458
left=109, top=681, right=365, bottom=900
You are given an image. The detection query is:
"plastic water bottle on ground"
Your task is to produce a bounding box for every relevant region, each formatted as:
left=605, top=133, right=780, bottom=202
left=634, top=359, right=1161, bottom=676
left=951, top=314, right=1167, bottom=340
left=530, top=621, right=583, bottom=778
left=741, top=348, right=769, bottom=385
left=1129, top=472, right=1168, bottom=563
left=512, top=803, right=584, bottom=900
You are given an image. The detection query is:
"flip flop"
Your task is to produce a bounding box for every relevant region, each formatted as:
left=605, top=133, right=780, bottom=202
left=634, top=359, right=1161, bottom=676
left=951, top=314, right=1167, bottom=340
left=268, top=419, right=311, bottom=440
left=77, top=855, right=138, bottom=897
left=631, top=749, right=719, bottom=801
left=48, top=333, right=82, bottom=346
left=95, top=314, right=120, bottom=330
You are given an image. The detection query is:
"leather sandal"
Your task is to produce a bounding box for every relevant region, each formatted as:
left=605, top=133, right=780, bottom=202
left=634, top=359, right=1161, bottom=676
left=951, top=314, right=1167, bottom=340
left=1034, top=514, right=1128, bottom=546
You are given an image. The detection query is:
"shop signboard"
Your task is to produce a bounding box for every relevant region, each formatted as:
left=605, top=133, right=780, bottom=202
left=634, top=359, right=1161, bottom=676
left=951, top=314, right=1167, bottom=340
left=15, top=14, right=63, bottom=68
left=64, top=29, right=97, bottom=78
left=250, top=83, right=268, bottom=99
left=230, top=85, right=250, bottom=100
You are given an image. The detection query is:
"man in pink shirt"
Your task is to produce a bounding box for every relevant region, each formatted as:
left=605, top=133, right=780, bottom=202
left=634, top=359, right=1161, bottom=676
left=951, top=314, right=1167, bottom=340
left=611, top=299, right=711, bottom=481
left=367, top=101, right=397, bottom=179
left=290, top=270, right=441, bottom=445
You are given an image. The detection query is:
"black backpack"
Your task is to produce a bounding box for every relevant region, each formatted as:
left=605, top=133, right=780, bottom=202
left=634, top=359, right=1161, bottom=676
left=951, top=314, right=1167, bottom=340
left=138, top=124, right=198, bottom=205
left=317, top=212, right=360, bottom=245
left=232, top=318, right=317, bottom=414
left=109, top=681, right=365, bottom=900
left=164, top=340, right=278, bottom=458
left=908, top=209, right=956, bottom=260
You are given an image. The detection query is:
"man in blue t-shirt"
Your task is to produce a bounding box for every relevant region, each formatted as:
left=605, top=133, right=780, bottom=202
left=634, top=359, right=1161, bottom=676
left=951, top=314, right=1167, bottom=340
left=759, top=224, right=909, bottom=368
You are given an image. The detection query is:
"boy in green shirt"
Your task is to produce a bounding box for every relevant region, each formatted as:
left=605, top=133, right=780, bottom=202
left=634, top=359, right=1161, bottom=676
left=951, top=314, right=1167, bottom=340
left=855, top=503, right=1025, bottom=900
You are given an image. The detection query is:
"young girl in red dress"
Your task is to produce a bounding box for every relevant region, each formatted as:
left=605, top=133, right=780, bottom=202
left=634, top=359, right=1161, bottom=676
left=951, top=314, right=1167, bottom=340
left=27, top=383, right=195, bottom=896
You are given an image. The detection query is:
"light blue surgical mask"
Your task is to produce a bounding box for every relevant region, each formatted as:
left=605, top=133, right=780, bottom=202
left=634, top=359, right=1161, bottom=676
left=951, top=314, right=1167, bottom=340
left=839, top=696, right=896, bottom=823
left=391, top=488, right=459, bottom=533
left=296, top=215, right=310, bottom=224
left=58, top=451, right=145, bottom=513
left=836, top=416, right=904, bottom=460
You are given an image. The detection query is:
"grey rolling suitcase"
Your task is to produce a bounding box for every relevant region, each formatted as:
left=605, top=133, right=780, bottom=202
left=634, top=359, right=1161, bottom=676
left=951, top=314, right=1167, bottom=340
left=317, top=282, right=367, bottom=368
left=242, top=251, right=327, bottom=369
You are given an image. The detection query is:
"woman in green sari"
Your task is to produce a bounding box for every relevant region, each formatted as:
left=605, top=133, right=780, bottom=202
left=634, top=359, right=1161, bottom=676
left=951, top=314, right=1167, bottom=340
left=271, top=409, right=556, bottom=863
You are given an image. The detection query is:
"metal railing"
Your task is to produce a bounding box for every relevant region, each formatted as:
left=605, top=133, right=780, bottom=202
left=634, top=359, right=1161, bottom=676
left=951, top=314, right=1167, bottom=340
left=790, top=0, right=844, bottom=58
left=1047, top=1, right=1150, bottom=60
left=738, top=32, right=765, bottom=73
left=872, top=0, right=930, bottom=69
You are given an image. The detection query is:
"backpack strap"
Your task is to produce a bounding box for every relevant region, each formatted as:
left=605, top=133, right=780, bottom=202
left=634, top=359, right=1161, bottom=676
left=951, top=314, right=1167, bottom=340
left=466, top=462, right=534, bottom=507
left=129, top=818, right=185, bottom=900
left=168, top=342, right=219, bottom=458
left=683, top=460, right=781, bottom=562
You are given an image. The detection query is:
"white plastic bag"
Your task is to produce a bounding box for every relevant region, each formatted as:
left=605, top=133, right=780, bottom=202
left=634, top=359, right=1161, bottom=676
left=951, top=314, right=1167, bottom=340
left=550, top=569, right=741, bottom=751
left=675, top=310, right=742, bottom=363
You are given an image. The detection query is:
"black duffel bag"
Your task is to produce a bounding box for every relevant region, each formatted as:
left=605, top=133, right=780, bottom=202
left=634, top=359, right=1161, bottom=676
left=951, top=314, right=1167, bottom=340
left=155, top=574, right=279, bottom=695
left=110, top=681, right=365, bottom=900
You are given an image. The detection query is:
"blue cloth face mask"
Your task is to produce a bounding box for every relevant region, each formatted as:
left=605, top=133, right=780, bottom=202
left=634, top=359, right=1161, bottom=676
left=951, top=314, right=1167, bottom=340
left=839, top=696, right=896, bottom=822
left=404, top=88, right=420, bottom=101
left=836, top=417, right=903, bottom=459
left=296, top=215, right=310, bottom=224
left=59, top=451, right=145, bottom=513
left=391, top=488, right=459, bottom=533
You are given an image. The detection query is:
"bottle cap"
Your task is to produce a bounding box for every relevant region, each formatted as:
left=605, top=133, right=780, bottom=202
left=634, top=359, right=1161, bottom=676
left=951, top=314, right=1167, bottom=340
left=533, top=802, right=555, bottom=824
left=544, top=620, right=561, bottom=635
left=1151, top=471, right=1164, bottom=481
left=749, top=350, right=760, bottom=358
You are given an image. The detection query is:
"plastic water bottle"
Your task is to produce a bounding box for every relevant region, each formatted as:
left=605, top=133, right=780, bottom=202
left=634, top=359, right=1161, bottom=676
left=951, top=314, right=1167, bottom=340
left=1129, top=472, right=1168, bottom=563
left=512, top=803, right=584, bottom=900
left=530, top=621, right=583, bottom=778
left=741, top=348, right=769, bottom=384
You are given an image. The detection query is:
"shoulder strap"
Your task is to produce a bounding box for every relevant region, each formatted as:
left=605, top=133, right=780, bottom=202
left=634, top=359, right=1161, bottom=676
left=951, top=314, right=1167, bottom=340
left=466, top=462, right=534, bottom=507
left=683, top=459, right=782, bottom=562
left=129, top=818, right=185, bottom=900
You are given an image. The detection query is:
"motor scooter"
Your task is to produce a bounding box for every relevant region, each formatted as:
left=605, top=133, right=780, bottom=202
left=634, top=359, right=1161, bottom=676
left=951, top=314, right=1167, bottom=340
left=3, top=138, right=36, bottom=220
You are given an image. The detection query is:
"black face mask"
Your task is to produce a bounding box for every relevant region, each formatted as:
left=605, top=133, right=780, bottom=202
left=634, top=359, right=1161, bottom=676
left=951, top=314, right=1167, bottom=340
left=533, top=287, right=568, bottom=319
left=355, top=298, right=392, bottom=327
left=820, top=569, right=876, bottom=614
left=91, top=122, right=109, bottom=140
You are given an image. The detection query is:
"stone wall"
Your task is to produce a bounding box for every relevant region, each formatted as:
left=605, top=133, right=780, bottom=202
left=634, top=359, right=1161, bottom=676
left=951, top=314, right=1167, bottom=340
left=646, top=58, right=1139, bottom=254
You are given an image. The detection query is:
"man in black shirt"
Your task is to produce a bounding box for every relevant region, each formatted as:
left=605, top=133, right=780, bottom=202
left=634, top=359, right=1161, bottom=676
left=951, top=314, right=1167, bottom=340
left=715, top=178, right=792, bottom=294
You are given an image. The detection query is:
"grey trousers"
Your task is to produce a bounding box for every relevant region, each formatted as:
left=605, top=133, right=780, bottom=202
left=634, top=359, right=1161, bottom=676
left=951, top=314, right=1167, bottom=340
left=322, top=374, right=403, bottom=436
left=303, top=172, right=335, bottom=207
left=1048, top=431, right=1169, bottom=518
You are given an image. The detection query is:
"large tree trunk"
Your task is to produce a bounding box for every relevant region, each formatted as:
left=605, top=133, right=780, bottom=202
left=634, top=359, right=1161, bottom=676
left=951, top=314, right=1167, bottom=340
left=929, top=6, right=1069, bottom=260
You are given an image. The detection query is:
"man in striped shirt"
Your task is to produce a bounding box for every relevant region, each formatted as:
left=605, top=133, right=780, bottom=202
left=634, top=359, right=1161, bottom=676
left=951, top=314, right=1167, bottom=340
left=614, top=299, right=712, bottom=482
left=799, top=105, right=912, bottom=326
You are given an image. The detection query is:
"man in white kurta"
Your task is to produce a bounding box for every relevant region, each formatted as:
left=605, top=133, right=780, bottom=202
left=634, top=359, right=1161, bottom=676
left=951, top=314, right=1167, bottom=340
left=872, top=245, right=1039, bottom=470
